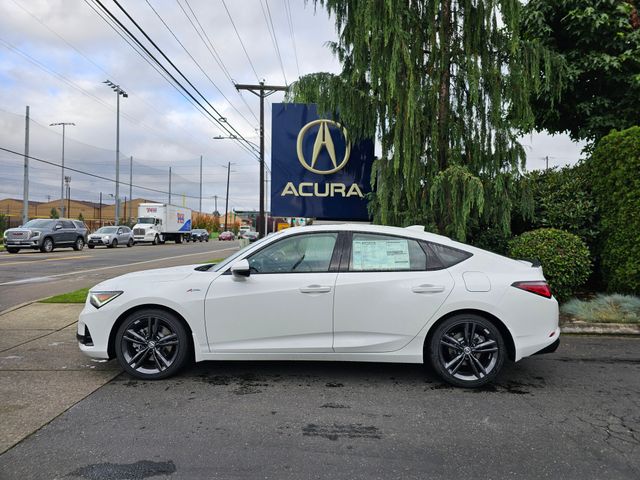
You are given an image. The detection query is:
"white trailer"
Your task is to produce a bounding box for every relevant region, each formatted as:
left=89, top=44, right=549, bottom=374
left=132, top=203, right=192, bottom=244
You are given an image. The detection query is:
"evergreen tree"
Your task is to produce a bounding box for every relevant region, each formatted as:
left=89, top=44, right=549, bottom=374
left=289, top=0, right=563, bottom=239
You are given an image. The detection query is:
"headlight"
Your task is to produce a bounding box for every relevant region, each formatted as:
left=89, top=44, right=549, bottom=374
left=104, top=235, right=110, bottom=240
left=30, top=231, right=40, bottom=238
left=89, top=291, right=123, bottom=309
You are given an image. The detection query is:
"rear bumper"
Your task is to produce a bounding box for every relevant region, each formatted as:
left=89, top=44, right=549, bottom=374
left=533, top=337, right=560, bottom=355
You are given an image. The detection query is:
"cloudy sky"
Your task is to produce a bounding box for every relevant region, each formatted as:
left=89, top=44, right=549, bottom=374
left=0, top=0, right=584, bottom=215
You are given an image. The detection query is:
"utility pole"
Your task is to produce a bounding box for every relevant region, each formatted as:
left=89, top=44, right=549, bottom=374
left=129, top=156, right=133, bottom=224
left=235, top=81, right=287, bottom=238
left=214, top=195, right=218, bottom=214
left=50, top=122, right=75, bottom=217
left=199, top=155, right=203, bottom=213
left=99, top=192, right=102, bottom=227
left=168, top=167, right=172, bottom=205
left=223, top=162, right=235, bottom=231
left=545, top=155, right=549, bottom=170
left=103, top=80, right=127, bottom=224
left=22, top=106, right=30, bottom=225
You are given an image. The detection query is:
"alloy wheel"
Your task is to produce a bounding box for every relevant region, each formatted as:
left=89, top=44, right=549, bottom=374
left=119, top=315, right=181, bottom=376
left=438, top=321, right=499, bottom=381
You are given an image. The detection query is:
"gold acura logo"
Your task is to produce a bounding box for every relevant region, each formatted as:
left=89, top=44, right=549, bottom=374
left=296, top=119, right=351, bottom=174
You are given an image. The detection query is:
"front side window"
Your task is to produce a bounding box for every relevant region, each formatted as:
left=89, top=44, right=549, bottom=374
left=350, top=233, right=427, bottom=271
left=248, top=233, right=338, bottom=274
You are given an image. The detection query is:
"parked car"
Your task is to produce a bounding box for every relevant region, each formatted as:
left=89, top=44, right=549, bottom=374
left=78, top=224, right=560, bottom=387
left=189, top=229, right=209, bottom=242
left=3, top=218, right=87, bottom=253
left=241, top=230, right=259, bottom=242
left=88, top=226, right=134, bottom=249
left=218, top=231, right=235, bottom=241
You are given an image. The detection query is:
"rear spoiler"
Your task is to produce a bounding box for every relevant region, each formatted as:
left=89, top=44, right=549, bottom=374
left=516, top=258, right=542, bottom=268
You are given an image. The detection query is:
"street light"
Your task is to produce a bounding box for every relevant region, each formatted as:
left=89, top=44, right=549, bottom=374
left=64, top=176, right=71, bottom=218
left=50, top=122, right=75, bottom=217
left=103, top=80, right=128, bottom=225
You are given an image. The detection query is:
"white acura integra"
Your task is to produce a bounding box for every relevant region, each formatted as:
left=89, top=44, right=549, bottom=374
left=78, top=224, right=560, bottom=388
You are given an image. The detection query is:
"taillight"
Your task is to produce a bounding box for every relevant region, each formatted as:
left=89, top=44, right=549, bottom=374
left=511, top=281, right=552, bottom=299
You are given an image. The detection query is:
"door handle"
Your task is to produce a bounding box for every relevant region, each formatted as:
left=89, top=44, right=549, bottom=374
left=412, top=284, right=445, bottom=294
left=299, top=285, right=332, bottom=294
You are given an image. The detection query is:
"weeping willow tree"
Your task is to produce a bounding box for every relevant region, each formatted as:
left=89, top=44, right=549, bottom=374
left=287, top=0, right=564, bottom=240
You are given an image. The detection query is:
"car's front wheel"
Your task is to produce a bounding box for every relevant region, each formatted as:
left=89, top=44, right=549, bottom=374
left=40, top=237, right=54, bottom=253
left=73, top=237, right=84, bottom=251
left=428, top=314, right=505, bottom=388
left=6, top=247, right=19, bottom=254
left=127, top=238, right=134, bottom=247
left=115, top=309, right=190, bottom=380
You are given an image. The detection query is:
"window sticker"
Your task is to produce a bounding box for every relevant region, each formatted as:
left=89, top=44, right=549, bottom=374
left=352, top=239, right=410, bottom=270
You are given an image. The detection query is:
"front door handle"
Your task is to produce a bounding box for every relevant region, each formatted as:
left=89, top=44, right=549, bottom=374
left=299, top=285, right=332, bottom=294
left=412, top=284, right=445, bottom=294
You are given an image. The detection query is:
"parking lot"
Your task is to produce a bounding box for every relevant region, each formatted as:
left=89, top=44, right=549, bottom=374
left=0, top=335, right=639, bottom=479
left=0, top=240, right=240, bottom=312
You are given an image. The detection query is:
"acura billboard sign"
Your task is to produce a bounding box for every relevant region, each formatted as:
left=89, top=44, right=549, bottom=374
left=270, top=103, right=374, bottom=220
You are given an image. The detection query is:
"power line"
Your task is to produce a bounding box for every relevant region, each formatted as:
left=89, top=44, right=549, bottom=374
left=144, top=0, right=258, bottom=127
left=261, top=0, right=288, bottom=85
left=89, top=0, right=259, bottom=160
left=283, top=0, right=301, bottom=77
left=221, top=0, right=261, bottom=82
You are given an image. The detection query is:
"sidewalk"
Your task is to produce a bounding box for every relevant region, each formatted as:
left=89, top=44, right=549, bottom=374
left=0, top=303, right=120, bottom=454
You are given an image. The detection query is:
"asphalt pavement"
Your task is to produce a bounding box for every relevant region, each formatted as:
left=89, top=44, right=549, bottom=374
left=0, top=240, right=240, bottom=311
left=1, top=336, right=639, bottom=480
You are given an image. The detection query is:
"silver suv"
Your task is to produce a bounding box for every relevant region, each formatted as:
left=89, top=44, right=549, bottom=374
left=88, top=226, right=134, bottom=248
left=3, top=219, right=88, bottom=253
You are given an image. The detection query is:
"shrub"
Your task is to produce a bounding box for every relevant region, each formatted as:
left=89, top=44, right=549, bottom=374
left=508, top=228, right=592, bottom=302
left=561, top=294, right=640, bottom=324
left=587, top=126, right=640, bottom=294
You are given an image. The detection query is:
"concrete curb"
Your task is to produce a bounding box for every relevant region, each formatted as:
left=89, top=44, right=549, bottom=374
left=561, top=321, right=640, bottom=335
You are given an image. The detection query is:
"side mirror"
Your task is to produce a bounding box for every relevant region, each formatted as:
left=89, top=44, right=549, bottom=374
left=55, top=224, right=63, bottom=230
left=231, top=259, right=250, bottom=278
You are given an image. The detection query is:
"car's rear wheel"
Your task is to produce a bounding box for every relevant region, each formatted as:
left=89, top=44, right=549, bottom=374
left=115, top=309, right=189, bottom=380
left=88, top=244, right=95, bottom=249
left=40, top=237, right=54, bottom=253
left=127, top=238, right=134, bottom=247
left=6, top=247, right=19, bottom=254
left=429, top=314, right=505, bottom=388
left=73, top=237, right=84, bottom=251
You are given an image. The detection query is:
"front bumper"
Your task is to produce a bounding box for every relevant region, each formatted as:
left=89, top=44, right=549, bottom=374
left=88, top=238, right=107, bottom=245
left=5, top=238, right=40, bottom=248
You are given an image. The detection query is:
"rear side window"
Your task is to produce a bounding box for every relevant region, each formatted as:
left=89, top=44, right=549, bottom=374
left=350, top=233, right=427, bottom=271
left=427, top=242, right=473, bottom=268
left=61, top=220, right=74, bottom=229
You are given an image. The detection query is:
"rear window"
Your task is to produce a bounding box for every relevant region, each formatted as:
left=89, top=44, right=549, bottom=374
left=427, top=242, right=473, bottom=268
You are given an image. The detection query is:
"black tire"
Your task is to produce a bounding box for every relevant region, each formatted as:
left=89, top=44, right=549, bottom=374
left=428, top=314, right=506, bottom=388
left=73, top=237, right=85, bottom=251
left=114, top=308, right=190, bottom=380
left=40, top=237, right=54, bottom=253
left=127, top=238, right=134, bottom=247
left=176, top=235, right=183, bottom=244
left=88, top=244, right=95, bottom=249
left=205, top=238, right=209, bottom=242
left=6, top=247, right=19, bottom=254
left=152, top=235, right=159, bottom=245
left=199, top=237, right=203, bottom=242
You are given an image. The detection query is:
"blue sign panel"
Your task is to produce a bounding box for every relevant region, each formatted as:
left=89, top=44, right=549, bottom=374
left=271, top=103, right=374, bottom=220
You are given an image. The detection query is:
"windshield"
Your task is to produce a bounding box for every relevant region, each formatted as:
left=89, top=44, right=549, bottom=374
left=209, top=232, right=284, bottom=272
left=22, top=219, right=53, bottom=228
left=96, top=227, right=117, bottom=234
left=137, top=217, right=155, bottom=224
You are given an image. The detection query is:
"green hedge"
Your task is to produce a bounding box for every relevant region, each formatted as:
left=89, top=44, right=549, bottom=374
left=508, top=228, right=592, bottom=302
left=587, top=126, right=640, bottom=294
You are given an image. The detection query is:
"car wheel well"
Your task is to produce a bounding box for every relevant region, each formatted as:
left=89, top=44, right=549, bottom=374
left=107, top=304, right=194, bottom=360
left=424, top=309, right=515, bottom=362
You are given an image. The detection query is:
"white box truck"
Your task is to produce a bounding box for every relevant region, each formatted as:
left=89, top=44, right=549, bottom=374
left=132, top=203, right=192, bottom=244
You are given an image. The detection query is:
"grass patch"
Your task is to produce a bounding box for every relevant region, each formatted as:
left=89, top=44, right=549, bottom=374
left=210, top=232, right=219, bottom=239
left=202, top=257, right=224, bottom=264
left=40, top=287, right=90, bottom=304
left=561, top=294, right=640, bottom=324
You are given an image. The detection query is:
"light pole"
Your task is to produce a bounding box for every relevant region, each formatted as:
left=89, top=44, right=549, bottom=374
left=103, top=80, right=127, bottom=224
left=64, top=176, right=71, bottom=217
left=50, top=122, right=75, bottom=217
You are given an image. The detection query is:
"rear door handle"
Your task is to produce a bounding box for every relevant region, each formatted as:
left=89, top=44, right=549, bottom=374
left=412, top=284, right=445, bottom=294
left=299, top=285, right=332, bottom=294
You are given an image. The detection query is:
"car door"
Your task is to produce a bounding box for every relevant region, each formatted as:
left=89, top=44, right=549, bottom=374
left=205, top=232, right=340, bottom=353
left=61, top=220, right=76, bottom=244
left=52, top=221, right=66, bottom=244
left=116, top=228, right=125, bottom=243
left=333, top=232, right=455, bottom=353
